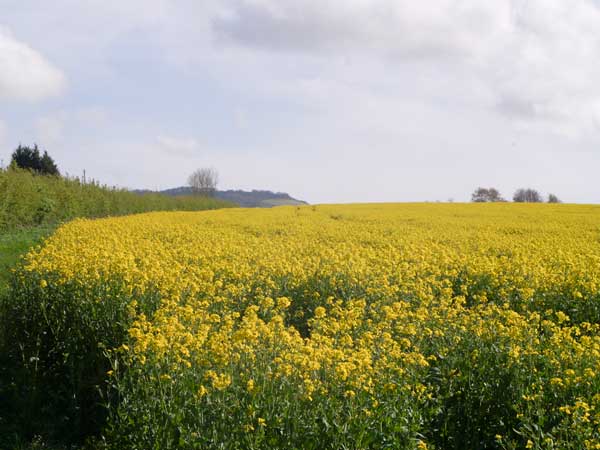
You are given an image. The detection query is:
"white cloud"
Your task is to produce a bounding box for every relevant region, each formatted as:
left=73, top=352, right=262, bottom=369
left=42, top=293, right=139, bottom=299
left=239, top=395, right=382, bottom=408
left=35, top=114, right=65, bottom=144
left=74, top=107, right=109, bottom=127
left=0, top=27, right=66, bottom=101
left=156, top=135, right=201, bottom=157
left=0, top=120, right=6, bottom=144
left=0, top=120, right=9, bottom=168
left=214, top=0, right=600, bottom=136
left=479, top=0, right=600, bottom=136
left=214, top=1, right=509, bottom=58
left=33, top=107, right=109, bottom=147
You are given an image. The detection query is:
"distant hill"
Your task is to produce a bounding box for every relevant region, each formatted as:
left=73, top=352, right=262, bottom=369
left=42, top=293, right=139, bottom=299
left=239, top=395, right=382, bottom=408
left=133, top=187, right=308, bottom=208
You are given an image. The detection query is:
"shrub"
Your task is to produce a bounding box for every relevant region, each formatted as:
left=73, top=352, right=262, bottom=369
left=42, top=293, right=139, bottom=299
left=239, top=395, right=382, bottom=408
left=0, top=168, right=233, bottom=231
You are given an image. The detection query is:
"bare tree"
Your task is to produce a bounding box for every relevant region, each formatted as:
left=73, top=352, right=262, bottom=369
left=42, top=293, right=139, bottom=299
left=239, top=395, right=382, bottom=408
left=188, top=167, right=218, bottom=196
left=471, top=187, right=506, bottom=202
left=548, top=193, right=561, bottom=203
left=513, top=188, right=542, bottom=203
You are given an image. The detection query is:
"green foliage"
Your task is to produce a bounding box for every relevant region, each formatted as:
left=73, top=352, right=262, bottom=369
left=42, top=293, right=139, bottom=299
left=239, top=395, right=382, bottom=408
left=0, top=168, right=233, bottom=232
left=104, top=356, right=423, bottom=450
left=1, top=276, right=122, bottom=445
left=0, top=272, right=161, bottom=447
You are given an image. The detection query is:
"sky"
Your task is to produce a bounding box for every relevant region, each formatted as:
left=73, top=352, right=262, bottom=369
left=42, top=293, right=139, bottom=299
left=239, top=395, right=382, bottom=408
left=1, top=0, right=600, bottom=204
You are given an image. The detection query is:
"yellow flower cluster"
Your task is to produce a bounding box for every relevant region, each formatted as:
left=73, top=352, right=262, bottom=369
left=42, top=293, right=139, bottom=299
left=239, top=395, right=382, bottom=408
left=22, top=203, right=600, bottom=448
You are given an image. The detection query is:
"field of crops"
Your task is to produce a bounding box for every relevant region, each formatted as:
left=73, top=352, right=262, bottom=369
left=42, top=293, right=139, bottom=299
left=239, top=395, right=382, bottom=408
left=3, top=203, right=600, bottom=449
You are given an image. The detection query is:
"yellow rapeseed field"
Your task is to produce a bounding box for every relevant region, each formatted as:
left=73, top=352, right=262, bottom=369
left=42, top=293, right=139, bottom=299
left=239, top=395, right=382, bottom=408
left=14, top=203, right=600, bottom=449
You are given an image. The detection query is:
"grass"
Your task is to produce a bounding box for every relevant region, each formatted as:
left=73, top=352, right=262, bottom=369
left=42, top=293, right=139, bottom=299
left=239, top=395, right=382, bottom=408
left=0, top=226, right=55, bottom=295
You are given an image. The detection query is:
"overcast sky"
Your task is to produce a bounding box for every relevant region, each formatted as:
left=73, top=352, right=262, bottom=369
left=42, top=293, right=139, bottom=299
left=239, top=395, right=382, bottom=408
left=1, top=0, right=600, bottom=203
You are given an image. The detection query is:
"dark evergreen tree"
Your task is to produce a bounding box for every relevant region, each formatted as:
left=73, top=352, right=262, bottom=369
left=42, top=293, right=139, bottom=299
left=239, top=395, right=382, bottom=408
left=11, top=144, right=41, bottom=171
left=40, top=150, right=60, bottom=175
left=10, top=144, right=59, bottom=175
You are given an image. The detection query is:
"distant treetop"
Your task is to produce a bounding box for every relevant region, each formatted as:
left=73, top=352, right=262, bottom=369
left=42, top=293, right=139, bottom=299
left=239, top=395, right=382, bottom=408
left=471, top=187, right=506, bottom=202
left=10, top=144, right=60, bottom=176
left=547, top=193, right=561, bottom=203
left=188, top=167, right=218, bottom=197
left=513, top=188, right=542, bottom=203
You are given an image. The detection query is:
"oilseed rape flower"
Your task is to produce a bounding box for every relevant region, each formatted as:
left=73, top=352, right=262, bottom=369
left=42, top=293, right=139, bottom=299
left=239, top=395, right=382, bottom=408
left=10, top=203, right=600, bottom=449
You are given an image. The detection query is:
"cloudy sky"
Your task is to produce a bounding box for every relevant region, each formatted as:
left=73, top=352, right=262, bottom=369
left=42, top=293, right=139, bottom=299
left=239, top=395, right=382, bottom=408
left=1, top=0, right=600, bottom=203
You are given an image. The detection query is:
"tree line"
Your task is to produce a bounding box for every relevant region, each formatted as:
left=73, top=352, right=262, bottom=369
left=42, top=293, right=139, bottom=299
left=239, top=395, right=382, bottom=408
left=7, top=144, right=564, bottom=205
left=472, top=187, right=561, bottom=203
left=9, top=144, right=221, bottom=199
